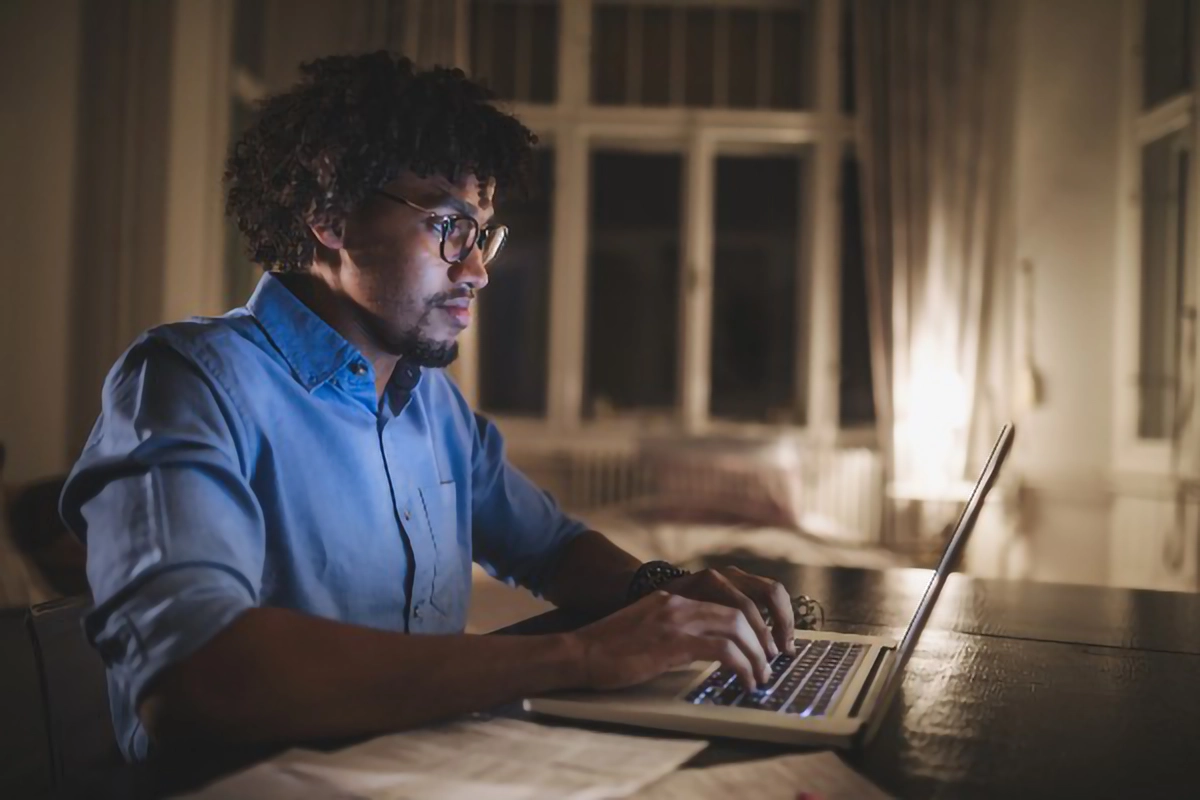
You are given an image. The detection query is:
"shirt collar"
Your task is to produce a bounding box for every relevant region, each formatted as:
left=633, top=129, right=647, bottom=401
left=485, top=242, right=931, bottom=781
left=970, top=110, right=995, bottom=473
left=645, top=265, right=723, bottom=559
left=247, top=272, right=364, bottom=392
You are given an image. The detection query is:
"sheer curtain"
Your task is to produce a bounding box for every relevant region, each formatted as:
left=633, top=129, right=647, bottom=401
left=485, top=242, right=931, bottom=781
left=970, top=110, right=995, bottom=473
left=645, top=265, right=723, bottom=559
left=853, top=0, right=1015, bottom=518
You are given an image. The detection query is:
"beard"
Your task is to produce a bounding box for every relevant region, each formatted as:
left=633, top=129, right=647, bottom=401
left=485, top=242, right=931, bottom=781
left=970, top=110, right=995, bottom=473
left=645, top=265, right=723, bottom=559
left=385, top=300, right=461, bottom=368
left=395, top=331, right=459, bottom=368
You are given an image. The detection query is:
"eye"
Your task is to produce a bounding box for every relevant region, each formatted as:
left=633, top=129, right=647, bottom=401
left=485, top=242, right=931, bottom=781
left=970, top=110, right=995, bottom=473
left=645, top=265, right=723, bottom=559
left=429, top=216, right=453, bottom=237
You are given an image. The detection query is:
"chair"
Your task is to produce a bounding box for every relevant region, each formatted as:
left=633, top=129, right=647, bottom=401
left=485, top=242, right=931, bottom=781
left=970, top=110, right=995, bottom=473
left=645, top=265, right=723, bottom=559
left=29, top=595, right=123, bottom=792
left=0, top=605, right=53, bottom=798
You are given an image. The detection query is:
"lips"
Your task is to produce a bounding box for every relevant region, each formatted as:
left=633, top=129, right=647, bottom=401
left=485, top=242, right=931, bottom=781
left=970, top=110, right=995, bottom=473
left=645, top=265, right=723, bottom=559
left=438, top=303, right=471, bottom=327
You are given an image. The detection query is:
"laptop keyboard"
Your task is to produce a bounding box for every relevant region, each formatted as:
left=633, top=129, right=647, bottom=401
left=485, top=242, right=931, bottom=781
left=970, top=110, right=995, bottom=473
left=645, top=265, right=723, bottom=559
left=683, top=640, right=865, bottom=718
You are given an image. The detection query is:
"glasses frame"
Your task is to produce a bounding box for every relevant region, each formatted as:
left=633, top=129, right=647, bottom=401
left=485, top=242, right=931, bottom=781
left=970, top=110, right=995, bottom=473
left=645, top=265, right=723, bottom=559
left=375, top=189, right=508, bottom=266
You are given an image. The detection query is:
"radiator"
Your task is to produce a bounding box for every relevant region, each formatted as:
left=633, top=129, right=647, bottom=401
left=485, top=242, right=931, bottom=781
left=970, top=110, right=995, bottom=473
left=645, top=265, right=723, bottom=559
left=507, top=438, right=885, bottom=545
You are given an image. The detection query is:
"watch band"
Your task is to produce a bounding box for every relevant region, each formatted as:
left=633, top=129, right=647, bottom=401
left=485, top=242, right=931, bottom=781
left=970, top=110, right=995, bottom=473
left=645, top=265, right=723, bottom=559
left=627, top=560, right=691, bottom=604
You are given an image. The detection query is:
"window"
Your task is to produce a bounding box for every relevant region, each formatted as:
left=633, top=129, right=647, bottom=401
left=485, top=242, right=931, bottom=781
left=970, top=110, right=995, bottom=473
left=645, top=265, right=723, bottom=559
left=470, top=0, right=560, bottom=104
left=710, top=151, right=807, bottom=423
left=839, top=152, right=874, bottom=427
left=1116, top=0, right=1199, bottom=465
left=585, top=150, right=682, bottom=419
left=590, top=2, right=815, bottom=109
left=478, top=148, right=555, bottom=415
left=1138, top=130, right=1190, bottom=439
left=1143, top=0, right=1192, bottom=109
left=472, top=1, right=870, bottom=435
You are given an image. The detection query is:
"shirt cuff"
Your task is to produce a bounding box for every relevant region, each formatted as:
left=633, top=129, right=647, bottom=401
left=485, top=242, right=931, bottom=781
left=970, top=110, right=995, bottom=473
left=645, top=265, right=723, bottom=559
left=86, top=564, right=256, bottom=710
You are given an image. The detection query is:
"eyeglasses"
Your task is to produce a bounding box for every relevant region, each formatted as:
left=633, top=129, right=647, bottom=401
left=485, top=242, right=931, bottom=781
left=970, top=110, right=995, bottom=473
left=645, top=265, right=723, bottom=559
left=375, top=189, right=509, bottom=267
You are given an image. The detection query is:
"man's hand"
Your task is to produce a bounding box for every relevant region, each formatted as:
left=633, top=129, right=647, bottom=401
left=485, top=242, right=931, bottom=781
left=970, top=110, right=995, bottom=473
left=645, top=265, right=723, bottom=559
left=567, top=586, right=785, bottom=693
left=660, top=566, right=796, bottom=660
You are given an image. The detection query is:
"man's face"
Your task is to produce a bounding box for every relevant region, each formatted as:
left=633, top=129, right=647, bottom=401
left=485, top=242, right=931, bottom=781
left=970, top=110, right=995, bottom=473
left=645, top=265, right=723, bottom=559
left=325, top=171, right=496, bottom=367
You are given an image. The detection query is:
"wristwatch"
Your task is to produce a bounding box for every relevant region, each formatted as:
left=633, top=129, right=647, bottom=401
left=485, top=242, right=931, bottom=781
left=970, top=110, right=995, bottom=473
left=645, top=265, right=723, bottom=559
left=627, top=560, right=691, bottom=604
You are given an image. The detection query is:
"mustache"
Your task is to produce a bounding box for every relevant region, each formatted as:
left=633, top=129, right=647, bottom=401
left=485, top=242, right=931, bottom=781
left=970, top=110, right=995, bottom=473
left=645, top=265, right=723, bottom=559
left=428, top=289, right=475, bottom=307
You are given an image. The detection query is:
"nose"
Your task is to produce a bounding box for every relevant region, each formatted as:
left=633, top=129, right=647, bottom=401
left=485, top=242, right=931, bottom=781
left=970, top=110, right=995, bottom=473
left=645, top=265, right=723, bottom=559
left=448, top=245, right=488, bottom=291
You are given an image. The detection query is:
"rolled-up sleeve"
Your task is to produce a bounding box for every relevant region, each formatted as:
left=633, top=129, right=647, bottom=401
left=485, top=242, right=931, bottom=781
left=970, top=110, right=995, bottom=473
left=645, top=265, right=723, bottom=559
left=468, top=412, right=587, bottom=597
left=61, top=336, right=265, bottom=719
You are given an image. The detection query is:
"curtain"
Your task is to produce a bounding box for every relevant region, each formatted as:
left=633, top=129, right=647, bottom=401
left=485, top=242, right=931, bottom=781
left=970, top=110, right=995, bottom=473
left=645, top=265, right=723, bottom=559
left=854, top=0, right=1015, bottom=511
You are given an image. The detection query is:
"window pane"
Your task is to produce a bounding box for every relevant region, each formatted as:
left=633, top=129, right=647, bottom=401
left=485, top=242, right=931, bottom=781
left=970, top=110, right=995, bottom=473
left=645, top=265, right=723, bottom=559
left=727, top=10, right=760, bottom=109
left=641, top=6, right=672, bottom=106
left=585, top=151, right=682, bottom=418
left=529, top=1, right=559, bottom=103
left=840, top=0, right=856, bottom=113
left=592, top=4, right=628, bottom=104
left=839, top=154, right=875, bottom=426
left=472, top=1, right=560, bottom=102
left=769, top=7, right=815, bottom=109
left=478, top=149, right=554, bottom=416
left=1138, top=130, right=1189, bottom=438
left=233, top=0, right=266, bottom=78
left=1143, top=0, right=1193, bottom=109
left=685, top=8, right=716, bottom=106
left=710, top=154, right=806, bottom=423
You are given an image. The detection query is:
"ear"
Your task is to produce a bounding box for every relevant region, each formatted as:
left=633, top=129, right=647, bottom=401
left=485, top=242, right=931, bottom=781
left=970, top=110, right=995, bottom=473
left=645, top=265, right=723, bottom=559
left=308, top=219, right=345, bottom=251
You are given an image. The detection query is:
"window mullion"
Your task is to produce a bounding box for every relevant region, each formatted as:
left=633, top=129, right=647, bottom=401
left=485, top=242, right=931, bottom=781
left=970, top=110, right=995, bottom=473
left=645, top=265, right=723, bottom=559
left=804, top=0, right=843, bottom=438
left=681, top=133, right=716, bottom=432
left=547, top=128, right=590, bottom=428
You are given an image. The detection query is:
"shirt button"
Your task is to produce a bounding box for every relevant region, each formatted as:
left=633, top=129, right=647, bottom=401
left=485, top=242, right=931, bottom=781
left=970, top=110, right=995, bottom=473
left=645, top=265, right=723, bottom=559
left=412, top=604, right=423, bottom=619
left=350, top=361, right=368, bottom=376
left=403, top=508, right=411, bottom=521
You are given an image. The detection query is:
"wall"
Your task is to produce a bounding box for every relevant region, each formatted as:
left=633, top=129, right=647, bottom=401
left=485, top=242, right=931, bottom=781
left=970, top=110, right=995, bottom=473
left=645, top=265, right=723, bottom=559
left=0, top=1, right=82, bottom=484
left=1002, top=0, right=1124, bottom=585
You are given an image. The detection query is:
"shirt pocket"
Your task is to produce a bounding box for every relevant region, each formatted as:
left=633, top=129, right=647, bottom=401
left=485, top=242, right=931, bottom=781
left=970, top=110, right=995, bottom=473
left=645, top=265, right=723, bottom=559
left=422, top=480, right=470, bottom=628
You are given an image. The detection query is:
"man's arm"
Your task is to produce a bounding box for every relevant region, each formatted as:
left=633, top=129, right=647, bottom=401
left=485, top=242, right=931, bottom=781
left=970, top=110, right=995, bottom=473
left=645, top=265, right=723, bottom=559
left=139, top=607, right=583, bottom=747
left=541, top=530, right=798, bottom=658
left=539, top=530, right=642, bottom=618
left=141, top=590, right=772, bottom=750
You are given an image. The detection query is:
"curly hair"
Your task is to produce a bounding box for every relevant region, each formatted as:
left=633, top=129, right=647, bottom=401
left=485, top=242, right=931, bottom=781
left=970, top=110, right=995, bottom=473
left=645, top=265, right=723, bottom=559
left=224, top=51, right=538, bottom=272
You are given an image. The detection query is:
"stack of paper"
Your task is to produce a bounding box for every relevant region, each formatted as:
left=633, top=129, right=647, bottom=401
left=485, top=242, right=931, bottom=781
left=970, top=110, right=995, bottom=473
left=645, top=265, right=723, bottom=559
left=180, top=717, right=707, bottom=799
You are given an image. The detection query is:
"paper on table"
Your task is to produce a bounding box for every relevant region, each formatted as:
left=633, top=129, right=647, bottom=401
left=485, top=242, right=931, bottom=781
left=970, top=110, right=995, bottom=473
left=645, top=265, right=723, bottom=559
left=179, top=716, right=708, bottom=800
left=629, top=751, right=893, bottom=800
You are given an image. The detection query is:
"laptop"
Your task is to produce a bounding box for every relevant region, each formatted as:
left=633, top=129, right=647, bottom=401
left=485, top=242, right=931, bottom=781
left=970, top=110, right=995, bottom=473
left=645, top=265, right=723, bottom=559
left=524, top=423, right=1016, bottom=749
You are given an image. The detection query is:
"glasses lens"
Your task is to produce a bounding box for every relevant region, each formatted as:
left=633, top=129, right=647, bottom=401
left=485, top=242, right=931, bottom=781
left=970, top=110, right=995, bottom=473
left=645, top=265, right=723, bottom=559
left=443, top=217, right=478, bottom=263
left=480, top=225, right=509, bottom=265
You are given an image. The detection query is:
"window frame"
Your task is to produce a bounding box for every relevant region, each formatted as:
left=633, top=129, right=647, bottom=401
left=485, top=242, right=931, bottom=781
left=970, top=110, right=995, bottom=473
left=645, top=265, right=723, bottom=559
left=467, top=0, right=870, bottom=445
left=1114, top=0, right=1200, bottom=474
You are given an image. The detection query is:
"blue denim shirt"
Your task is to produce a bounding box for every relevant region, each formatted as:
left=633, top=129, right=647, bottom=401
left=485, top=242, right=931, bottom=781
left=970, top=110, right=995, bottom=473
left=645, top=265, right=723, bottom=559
left=61, top=273, right=586, bottom=761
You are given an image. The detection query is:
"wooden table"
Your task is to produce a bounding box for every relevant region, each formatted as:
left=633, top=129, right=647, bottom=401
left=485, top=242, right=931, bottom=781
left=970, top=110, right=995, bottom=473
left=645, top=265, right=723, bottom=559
left=503, top=557, right=1200, bottom=799
left=75, top=561, right=1200, bottom=799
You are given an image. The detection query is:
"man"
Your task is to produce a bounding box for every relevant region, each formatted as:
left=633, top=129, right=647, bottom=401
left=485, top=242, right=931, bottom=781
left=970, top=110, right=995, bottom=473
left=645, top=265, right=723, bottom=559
left=62, top=52, right=796, bottom=762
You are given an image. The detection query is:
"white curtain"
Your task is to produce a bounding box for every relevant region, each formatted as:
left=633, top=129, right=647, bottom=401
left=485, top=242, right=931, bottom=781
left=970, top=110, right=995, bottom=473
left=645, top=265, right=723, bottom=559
left=854, top=0, right=1015, bottom=509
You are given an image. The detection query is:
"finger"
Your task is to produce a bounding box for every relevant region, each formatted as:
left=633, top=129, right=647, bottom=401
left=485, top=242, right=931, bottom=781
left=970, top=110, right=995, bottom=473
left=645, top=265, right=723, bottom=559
left=691, top=636, right=758, bottom=692
left=755, top=580, right=795, bottom=654
left=699, top=570, right=778, bottom=661
left=690, top=602, right=772, bottom=685
left=671, top=599, right=770, bottom=684
left=729, top=585, right=779, bottom=661
left=723, top=568, right=795, bottom=655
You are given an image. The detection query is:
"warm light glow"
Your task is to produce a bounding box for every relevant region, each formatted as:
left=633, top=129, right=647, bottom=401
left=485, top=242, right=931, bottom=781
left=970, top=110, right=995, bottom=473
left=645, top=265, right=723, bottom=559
left=895, top=355, right=970, bottom=494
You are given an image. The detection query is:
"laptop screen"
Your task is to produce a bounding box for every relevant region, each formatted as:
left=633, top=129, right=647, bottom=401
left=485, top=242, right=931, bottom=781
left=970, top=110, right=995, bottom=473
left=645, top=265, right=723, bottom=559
left=864, top=423, right=1016, bottom=739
